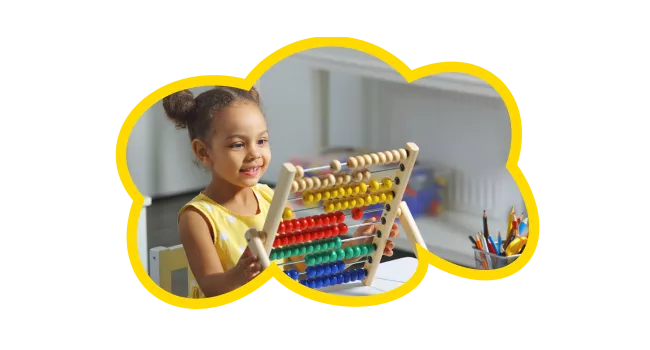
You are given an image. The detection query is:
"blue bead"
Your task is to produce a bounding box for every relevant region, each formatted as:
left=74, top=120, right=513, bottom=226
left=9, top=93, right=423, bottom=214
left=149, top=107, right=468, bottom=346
left=343, top=272, right=351, bottom=283
left=322, top=277, right=330, bottom=287
left=315, top=278, right=323, bottom=288
left=324, top=265, right=331, bottom=276
left=317, top=266, right=324, bottom=277
left=357, top=269, right=366, bottom=280
left=306, top=267, right=316, bottom=278
left=331, top=262, right=339, bottom=274
left=309, top=280, right=316, bottom=288
left=300, top=279, right=307, bottom=286
left=350, top=270, right=358, bottom=282
left=338, top=261, right=346, bottom=271
left=337, top=274, right=344, bottom=284
left=290, top=270, right=299, bottom=280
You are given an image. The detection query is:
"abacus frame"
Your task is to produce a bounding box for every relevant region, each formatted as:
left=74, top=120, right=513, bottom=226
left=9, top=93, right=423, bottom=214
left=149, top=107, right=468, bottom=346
left=245, top=142, right=428, bottom=288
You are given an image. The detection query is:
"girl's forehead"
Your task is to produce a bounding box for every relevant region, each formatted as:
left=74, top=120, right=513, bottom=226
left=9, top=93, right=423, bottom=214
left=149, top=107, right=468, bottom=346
left=212, top=103, right=267, bottom=137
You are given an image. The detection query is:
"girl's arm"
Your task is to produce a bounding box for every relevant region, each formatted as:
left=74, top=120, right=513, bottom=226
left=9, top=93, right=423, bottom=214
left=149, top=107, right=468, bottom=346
left=178, top=207, right=249, bottom=297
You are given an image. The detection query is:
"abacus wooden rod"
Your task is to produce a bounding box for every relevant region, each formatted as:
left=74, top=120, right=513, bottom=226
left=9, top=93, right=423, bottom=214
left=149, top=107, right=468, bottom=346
left=261, top=163, right=297, bottom=255
left=398, top=201, right=428, bottom=258
left=363, top=143, right=419, bottom=286
left=245, top=229, right=271, bottom=269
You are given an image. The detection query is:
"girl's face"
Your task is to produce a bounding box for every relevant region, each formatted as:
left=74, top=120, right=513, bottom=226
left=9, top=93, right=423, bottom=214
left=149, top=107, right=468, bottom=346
left=198, top=102, right=271, bottom=189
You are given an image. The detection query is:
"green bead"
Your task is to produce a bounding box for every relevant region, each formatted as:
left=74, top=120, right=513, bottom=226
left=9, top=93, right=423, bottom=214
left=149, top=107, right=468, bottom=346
left=292, top=247, right=300, bottom=256
left=270, top=250, right=278, bottom=260
left=353, top=246, right=361, bottom=258
left=314, top=243, right=321, bottom=253
left=306, top=244, right=314, bottom=254
left=321, top=252, right=330, bottom=263
left=328, top=240, right=335, bottom=250
left=305, top=254, right=315, bottom=266
left=367, top=244, right=376, bottom=254
left=336, top=248, right=345, bottom=260
left=334, top=237, right=342, bottom=249
left=330, top=250, right=337, bottom=262
left=315, top=254, right=322, bottom=264
left=277, top=249, right=285, bottom=259
left=284, top=247, right=292, bottom=258
left=345, top=247, right=354, bottom=259
left=299, top=245, right=307, bottom=255
left=360, top=245, right=368, bottom=256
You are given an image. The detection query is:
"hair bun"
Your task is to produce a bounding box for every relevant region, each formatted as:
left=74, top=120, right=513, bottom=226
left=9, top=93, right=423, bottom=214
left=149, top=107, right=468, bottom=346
left=162, top=90, right=196, bottom=129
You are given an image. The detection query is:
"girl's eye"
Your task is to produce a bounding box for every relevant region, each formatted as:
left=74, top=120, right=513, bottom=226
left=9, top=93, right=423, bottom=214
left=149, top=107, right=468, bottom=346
left=258, top=139, right=267, bottom=146
left=231, top=143, right=244, bottom=149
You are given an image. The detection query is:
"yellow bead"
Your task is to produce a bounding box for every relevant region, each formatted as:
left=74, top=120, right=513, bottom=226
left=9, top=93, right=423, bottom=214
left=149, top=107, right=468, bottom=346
left=387, top=192, right=394, bottom=201
left=321, top=190, right=330, bottom=200
left=345, top=187, right=353, bottom=197
left=372, top=195, right=380, bottom=204
left=380, top=193, right=387, bottom=202
left=352, top=185, right=360, bottom=195
left=382, top=178, right=393, bottom=190
left=369, top=180, right=380, bottom=192
left=324, top=203, right=335, bottom=213
left=349, top=199, right=356, bottom=208
left=365, top=195, right=372, bottom=204
left=283, top=207, right=293, bottom=220
left=338, top=187, right=345, bottom=197
left=340, top=200, right=349, bottom=210
left=359, top=182, right=368, bottom=193
left=334, top=201, right=342, bottom=210
left=306, top=193, right=315, bottom=203
left=357, top=197, right=365, bottom=207
left=314, top=192, right=322, bottom=201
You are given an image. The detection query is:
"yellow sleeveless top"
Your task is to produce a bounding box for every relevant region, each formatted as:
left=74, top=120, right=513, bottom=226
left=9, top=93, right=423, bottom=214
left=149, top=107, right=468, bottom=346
left=178, top=183, right=283, bottom=298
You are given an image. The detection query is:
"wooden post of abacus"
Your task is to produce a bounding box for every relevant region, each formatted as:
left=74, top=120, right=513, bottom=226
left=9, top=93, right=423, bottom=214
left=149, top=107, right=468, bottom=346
left=362, top=142, right=419, bottom=286
left=397, top=201, right=428, bottom=258
left=261, top=163, right=297, bottom=259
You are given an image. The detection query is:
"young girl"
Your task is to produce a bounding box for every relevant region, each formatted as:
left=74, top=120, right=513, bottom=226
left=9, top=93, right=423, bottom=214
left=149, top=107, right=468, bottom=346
left=163, top=86, right=399, bottom=298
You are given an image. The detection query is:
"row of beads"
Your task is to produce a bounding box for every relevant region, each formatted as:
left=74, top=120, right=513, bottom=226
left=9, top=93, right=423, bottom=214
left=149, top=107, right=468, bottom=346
left=346, top=149, right=408, bottom=170
left=305, top=260, right=346, bottom=279
left=292, top=171, right=369, bottom=193
left=278, top=212, right=345, bottom=234
left=300, top=268, right=368, bottom=288
left=301, top=177, right=394, bottom=205
left=304, top=243, right=376, bottom=266
left=322, top=190, right=394, bottom=213
left=273, top=223, right=348, bottom=248
left=269, top=237, right=342, bottom=260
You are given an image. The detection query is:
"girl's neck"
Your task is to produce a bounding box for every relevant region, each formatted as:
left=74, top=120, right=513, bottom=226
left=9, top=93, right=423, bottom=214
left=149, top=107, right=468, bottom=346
left=203, top=176, right=259, bottom=216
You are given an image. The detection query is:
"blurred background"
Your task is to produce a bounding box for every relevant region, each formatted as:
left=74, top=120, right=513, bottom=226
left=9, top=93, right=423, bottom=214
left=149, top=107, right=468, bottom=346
left=127, top=47, right=526, bottom=294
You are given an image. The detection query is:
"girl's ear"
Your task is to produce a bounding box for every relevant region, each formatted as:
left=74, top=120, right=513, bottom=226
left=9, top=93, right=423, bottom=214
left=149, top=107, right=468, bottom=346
left=191, top=139, right=212, bottom=166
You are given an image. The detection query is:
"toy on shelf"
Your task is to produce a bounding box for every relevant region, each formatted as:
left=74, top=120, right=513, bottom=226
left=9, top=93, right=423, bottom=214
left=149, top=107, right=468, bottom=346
left=244, top=142, right=428, bottom=289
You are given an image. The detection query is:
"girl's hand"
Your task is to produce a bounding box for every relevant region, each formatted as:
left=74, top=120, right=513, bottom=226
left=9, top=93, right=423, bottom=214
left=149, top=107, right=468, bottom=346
left=233, top=247, right=262, bottom=284
left=352, top=217, right=400, bottom=257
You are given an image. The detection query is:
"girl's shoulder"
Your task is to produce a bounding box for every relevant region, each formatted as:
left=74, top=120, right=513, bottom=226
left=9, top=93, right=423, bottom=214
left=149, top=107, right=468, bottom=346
left=253, top=183, right=275, bottom=203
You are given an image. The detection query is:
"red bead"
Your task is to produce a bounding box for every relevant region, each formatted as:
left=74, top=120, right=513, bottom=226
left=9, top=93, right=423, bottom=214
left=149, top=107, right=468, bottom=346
left=278, top=222, right=285, bottom=233
left=281, top=237, right=289, bottom=246
left=352, top=208, right=363, bottom=220
left=315, top=217, right=323, bottom=227
left=273, top=238, right=280, bottom=247
left=322, top=215, right=330, bottom=226
left=325, top=228, right=333, bottom=238
left=318, top=230, right=325, bottom=239
left=285, top=221, right=294, bottom=232
left=337, top=211, right=345, bottom=223
left=332, top=226, right=339, bottom=236
left=300, top=218, right=308, bottom=230
left=329, top=213, right=338, bottom=225
left=292, top=219, right=300, bottom=231
left=289, top=234, right=297, bottom=245
left=304, top=232, right=312, bottom=241
left=307, top=217, right=316, bottom=228
left=338, top=223, right=348, bottom=235
left=295, top=233, right=304, bottom=243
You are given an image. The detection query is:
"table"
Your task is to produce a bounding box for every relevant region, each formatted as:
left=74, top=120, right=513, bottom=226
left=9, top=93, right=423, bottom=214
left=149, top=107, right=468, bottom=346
left=319, top=257, right=418, bottom=296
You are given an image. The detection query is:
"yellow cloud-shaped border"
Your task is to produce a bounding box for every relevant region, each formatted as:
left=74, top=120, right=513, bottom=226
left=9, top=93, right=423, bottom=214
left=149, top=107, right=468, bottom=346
left=116, top=37, right=538, bottom=309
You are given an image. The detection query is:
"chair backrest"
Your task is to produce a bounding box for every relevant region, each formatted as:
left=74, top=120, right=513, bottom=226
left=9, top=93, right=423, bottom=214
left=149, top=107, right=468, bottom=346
left=149, top=244, right=194, bottom=297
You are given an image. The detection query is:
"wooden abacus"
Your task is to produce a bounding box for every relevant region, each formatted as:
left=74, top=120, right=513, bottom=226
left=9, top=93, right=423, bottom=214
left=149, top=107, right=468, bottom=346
left=244, top=142, right=427, bottom=290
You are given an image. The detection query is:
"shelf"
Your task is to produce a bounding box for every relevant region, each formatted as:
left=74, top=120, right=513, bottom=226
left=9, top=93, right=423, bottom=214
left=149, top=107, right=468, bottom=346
left=292, top=47, right=500, bottom=98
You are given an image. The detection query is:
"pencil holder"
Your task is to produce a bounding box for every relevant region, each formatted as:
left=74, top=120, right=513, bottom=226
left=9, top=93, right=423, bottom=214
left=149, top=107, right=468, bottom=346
left=473, top=249, right=520, bottom=270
